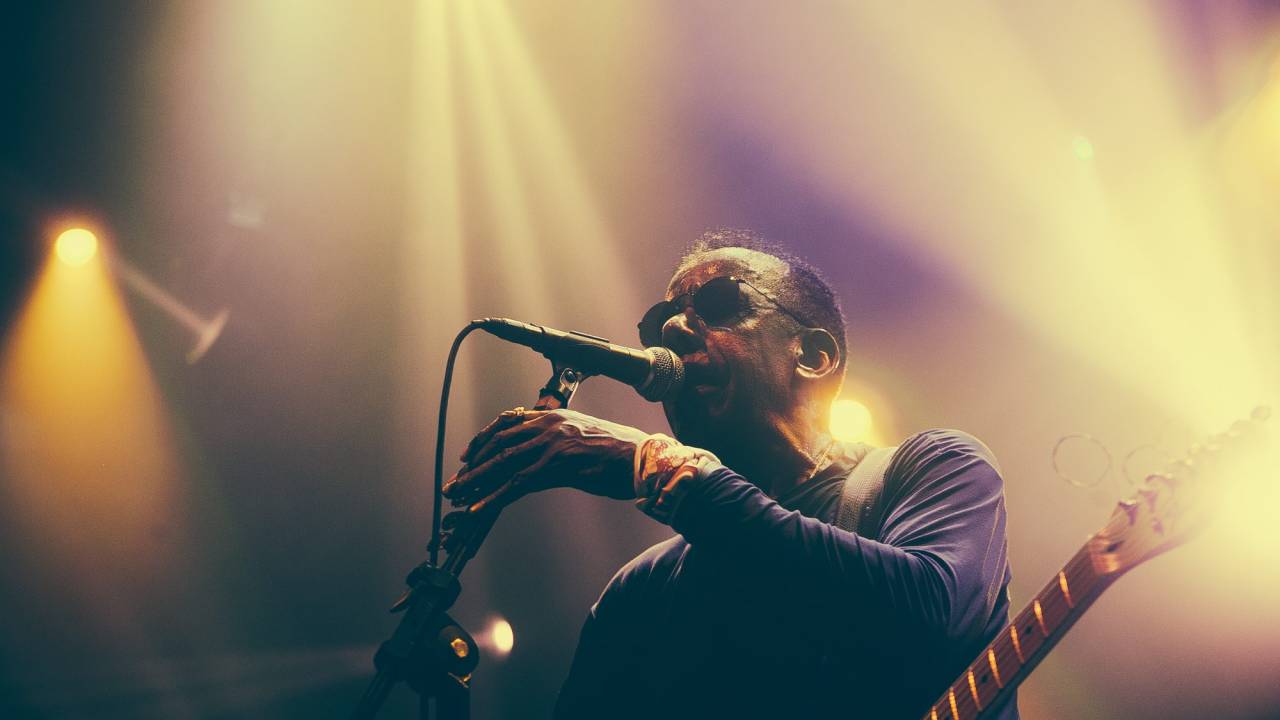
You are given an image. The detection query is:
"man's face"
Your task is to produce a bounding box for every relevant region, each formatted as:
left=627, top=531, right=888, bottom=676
left=656, top=248, right=802, bottom=449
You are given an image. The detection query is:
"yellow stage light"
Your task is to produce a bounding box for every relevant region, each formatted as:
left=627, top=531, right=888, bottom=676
left=54, top=227, right=99, bottom=267
left=830, top=398, right=874, bottom=442
left=1, top=241, right=199, bottom=693
left=1, top=246, right=185, bottom=610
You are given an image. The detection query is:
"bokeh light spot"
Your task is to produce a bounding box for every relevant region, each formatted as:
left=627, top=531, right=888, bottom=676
left=54, top=228, right=98, bottom=267
left=830, top=399, right=873, bottom=442
left=490, top=618, right=514, bottom=655
left=1071, top=135, right=1095, bottom=161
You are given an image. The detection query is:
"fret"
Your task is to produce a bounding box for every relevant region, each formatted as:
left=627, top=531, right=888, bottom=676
left=1008, top=624, right=1025, bottom=663
left=913, top=411, right=1244, bottom=720
left=1032, top=600, right=1047, bottom=635
left=918, top=413, right=1259, bottom=720
left=1033, top=569, right=1075, bottom=634
left=921, top=545, right=1114, bottom=720
left=1009, top=609, right=1047, bottom=658
left=986, top=648, right=1004, bottom=688
left=966, top=670, right=980, bottom=709
left=949, top=677, right=980, bottom=719
left=966, top=652, right=1002, bottom=708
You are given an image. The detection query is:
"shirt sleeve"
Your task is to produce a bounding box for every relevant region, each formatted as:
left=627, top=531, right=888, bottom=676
left=553, top=600, right=620, bottom=718
left=553, top=539, right=676, bottom=719
left=668, top=429, right=1010, bottom=645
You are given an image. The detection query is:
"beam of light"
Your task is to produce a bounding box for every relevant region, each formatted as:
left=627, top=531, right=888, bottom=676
left=1206, top=448, right=1280, bottom=564
left=664, top=5, right=1280, bottom=717
left=0, top=242, right=194, bottom=713
left=474, top=1, right=640, bottom=309
left=452, top=0, right=559, bottom=320
left=1177, top=413, right=1280, bottom=604
left=677, top=2, right=1276, bottom=433
left=399, top=3, right=670, bottom=577
left=109, top=255, right=229, bottom=364
left=679, top=2, right=1279, bottom=494
left=55, top=227, right=99, bottom=266
left=1, top=247, right=185, bottom=554
left=392, top=0, right=480, bottom=557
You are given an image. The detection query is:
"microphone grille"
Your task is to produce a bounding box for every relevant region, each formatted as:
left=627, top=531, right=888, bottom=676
left=639, top=348, right=684, bottom=402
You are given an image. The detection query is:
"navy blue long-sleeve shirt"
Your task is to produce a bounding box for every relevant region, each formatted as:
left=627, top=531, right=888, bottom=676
left=554, top=429, right=1018, bottom=719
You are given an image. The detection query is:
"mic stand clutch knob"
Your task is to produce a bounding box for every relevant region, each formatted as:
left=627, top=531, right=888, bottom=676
left=540, top=365, right=587, bottom=408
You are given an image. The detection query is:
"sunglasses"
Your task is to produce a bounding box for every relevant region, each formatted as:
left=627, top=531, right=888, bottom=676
left=637, top=275, right=812, bottom=348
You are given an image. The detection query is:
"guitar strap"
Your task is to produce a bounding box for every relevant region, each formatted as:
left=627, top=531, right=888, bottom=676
left=819, top=444, right=900, bottom=671
left=834, top=445, right=898, bottom=538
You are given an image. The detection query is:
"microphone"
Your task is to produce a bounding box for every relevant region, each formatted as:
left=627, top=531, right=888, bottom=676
left=475, top=317, right=684, bottom=402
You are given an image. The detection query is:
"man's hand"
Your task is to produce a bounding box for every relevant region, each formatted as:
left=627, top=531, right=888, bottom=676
left=442, top=407, right=651, bottom=512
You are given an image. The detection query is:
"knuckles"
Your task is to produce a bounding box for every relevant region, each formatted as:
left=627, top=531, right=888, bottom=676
left=447, top=407, right=639, bottom=506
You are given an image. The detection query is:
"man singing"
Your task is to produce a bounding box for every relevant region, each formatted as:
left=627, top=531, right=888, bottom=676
left=443, top=230, right=1016, bottom=719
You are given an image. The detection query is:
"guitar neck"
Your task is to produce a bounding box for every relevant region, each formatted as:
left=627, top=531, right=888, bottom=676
left=917, top=409, right=1268, bottom=719
left=921, top=543, right=1115, bottom=720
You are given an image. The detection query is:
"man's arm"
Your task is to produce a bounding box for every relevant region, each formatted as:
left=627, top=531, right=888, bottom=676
left=443, top=412, right=1009, bottom=643
left=664, top=429, right=1009, bottom=645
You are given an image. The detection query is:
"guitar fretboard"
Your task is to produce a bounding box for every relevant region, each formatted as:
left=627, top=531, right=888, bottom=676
left=922, top=544, right=1113, bottom=720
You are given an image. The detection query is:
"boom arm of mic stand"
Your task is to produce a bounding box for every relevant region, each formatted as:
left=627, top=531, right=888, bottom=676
left=351, top=362, right=586, bottom=720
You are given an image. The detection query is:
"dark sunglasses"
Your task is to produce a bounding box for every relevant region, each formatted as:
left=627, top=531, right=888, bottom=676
left=637, top=275, right=812, bottom=348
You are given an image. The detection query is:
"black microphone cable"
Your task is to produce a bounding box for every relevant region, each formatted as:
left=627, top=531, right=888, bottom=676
left=429, top=320, right=485, bottom=566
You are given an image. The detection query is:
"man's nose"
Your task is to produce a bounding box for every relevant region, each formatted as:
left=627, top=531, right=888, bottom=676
left=661, top=307, right=704, bottom=355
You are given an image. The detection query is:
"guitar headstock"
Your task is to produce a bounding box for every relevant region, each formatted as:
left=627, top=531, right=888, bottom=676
left=1087, top=406, right=1270, bottom=576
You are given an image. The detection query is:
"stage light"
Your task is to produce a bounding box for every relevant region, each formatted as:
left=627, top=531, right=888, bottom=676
left=830, top=398, right=873, bottom=442
left=490, top=618, right=514, bottom=655
left=54, top=228, right=98, bottom=266
left=1, top=231, right=188, bottom=667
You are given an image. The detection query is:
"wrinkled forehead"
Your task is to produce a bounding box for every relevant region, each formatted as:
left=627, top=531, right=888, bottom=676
left=665, top=248, right=788, bottom=301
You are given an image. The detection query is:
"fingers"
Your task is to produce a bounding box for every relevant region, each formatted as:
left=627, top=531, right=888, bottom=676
left=467, top=479, right=518, bottom=514
left=460, top=408, right=547, bottom=464
left=463, top=417, right=547, bottom=470
left=468, top=452, right=554, bottom=513
left=459, top=408, right=522, bottom=464
left=444, top=436, right=546, bottom=506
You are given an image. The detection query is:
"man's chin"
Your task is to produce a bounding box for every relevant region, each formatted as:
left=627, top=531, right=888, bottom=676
left=666, top=384, right=732, bottom=446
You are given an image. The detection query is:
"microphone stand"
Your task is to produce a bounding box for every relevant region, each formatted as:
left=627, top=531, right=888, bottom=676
left=351, top=363, right=587, bottom=720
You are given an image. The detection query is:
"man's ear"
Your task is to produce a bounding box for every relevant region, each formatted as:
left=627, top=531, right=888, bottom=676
left=794, top=328, right=840, bottom=381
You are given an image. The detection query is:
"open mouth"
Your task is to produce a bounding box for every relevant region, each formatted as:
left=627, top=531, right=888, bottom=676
left=680, top=352, right=729, bottom=396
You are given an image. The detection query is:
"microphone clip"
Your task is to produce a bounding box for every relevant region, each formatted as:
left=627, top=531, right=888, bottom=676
left=539, top=363, right=590, bottom=409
